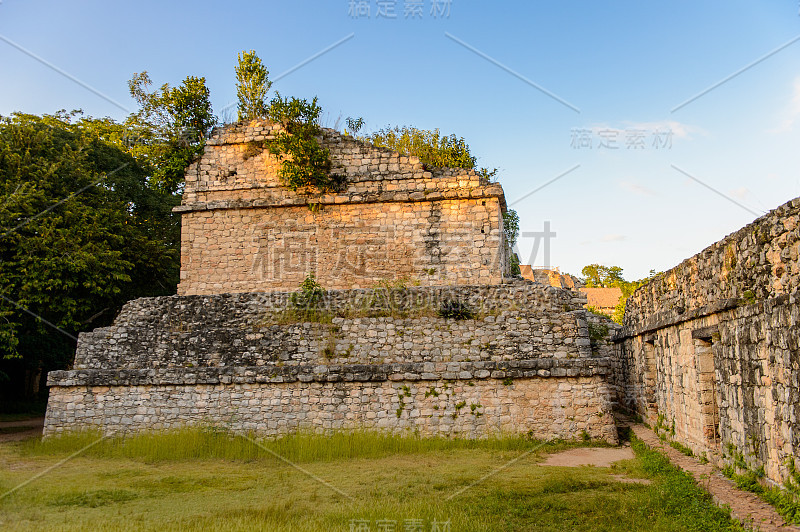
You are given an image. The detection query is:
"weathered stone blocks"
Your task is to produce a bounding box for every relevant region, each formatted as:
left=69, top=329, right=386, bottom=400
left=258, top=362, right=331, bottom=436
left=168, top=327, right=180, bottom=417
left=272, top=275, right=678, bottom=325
left=45, top=377, right=617, bottom=442
left=177, top=120, right=510, bottom=295
left=617, top=196, right=800, bottom=485
left=44, top=120, right=619, bottom=445
left=45, top=282, right=617, bottom=443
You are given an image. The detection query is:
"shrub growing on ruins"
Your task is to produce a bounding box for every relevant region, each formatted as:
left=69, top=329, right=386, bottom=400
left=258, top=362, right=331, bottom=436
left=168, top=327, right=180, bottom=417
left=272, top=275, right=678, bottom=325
left=266, top=94, right=346, bottom=193
left=235, top=50, right=271, bottom=122
left=367, top=126, right=474, bottom=169
left=365, top=126, right=498, bottom=182
left=438, top=300, right=476, bottom=320
left=288, top=274, right=328, bottom=321
left=344, top=116, right=364, bottom=136
left=587, top=322, right=609, bottom=341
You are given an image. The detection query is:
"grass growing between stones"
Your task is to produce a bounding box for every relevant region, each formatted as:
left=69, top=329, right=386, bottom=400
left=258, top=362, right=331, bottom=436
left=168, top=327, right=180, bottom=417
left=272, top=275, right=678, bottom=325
left=722, top=466, right=800, bottom=525
left=0, top=431, right=743, bottom=531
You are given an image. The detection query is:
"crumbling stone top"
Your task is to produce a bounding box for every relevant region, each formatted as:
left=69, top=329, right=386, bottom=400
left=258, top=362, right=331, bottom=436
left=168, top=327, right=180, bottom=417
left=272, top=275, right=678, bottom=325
left=623, top=195, right=800, bottom=331
left=181, top=120, right=500, bottom=207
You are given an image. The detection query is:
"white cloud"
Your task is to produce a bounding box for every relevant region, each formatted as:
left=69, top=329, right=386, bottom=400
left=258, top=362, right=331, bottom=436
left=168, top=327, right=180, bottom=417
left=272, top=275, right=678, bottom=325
left=576, top=120, right=702, bottom=146
left=600, top=234, right=626, bottom=242
left=621, top=120, right=701, bottom=140
left=770, top=76, right=800, bottom=134
left=619, top=180, right=658, bottom=197
left=729, top=187, right=750, bottom=201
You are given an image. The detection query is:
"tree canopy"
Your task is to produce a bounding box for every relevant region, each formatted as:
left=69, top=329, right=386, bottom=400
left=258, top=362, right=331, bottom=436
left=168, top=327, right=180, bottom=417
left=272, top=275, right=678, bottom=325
left=127, top=72, right=215, bottom=194
left=581, top=264, right=625, bottom=289
left=0, top=112, right=181, bottom=388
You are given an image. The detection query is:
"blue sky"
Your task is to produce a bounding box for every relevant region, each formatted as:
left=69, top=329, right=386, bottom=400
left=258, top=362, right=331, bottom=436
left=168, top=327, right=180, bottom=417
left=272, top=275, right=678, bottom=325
left=2, top=0, right=799, bottom=280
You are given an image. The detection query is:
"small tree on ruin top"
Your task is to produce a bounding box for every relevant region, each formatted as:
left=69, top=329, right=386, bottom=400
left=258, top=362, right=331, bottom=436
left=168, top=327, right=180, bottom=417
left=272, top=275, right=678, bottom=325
left=235, top=50, right=271, bottom=122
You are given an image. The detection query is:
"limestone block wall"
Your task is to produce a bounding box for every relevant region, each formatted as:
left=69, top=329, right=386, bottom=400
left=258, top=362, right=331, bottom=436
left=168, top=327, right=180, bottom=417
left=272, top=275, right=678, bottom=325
left=71, top=283, right=589, bottom=371
left=617, top=196, right=800, bottom=484
left=175, top=120, right=510, bottom=295
left=178, top=198, right=504, bottom=294
left=45, top=282, right=618, bottom=443
left=44, top=376, right=617, bottom=441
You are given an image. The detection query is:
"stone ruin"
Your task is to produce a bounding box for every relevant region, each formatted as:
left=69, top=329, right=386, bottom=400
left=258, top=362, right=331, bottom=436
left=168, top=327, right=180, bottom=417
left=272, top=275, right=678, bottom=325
left=176, top=121, right=511, bottom=294
left=616, top=197, right=800, bottom=486
left=42, top=118, right=800, bottom=488
left=43, top=120, right=619, bottom=444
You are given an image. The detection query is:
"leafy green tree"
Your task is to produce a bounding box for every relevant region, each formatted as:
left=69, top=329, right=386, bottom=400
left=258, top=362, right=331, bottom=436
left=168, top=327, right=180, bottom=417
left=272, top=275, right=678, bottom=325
left=1, top=67, right=213, bottom=401
left=581, top=264, right=624, bottom=289
left=0, top=112, right=180, bottom=397
left=580, top=264, right=661, bottom=324
left=127, top=72, right=215, bottom=194
left=235, top=50, right=271, bottom=122
left=612, top=298, right=627, bottom=325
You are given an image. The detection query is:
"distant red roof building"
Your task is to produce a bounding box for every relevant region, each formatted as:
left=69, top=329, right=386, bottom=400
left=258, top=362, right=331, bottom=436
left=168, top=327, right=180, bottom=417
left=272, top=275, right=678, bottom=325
left=579, top=287, right=623, bottom=315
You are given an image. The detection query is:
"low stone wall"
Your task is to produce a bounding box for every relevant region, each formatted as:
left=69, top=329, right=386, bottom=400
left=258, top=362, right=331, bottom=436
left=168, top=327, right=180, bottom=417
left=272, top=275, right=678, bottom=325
left=44, top=375, right=616, bottom=441
left=46, top=281, right=618, bottom=443
left=617, top=196, right=800, bottom=485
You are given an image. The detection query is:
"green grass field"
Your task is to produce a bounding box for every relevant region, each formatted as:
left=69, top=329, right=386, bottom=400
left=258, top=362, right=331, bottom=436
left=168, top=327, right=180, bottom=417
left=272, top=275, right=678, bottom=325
left=0, top=429, right=742, bottom=531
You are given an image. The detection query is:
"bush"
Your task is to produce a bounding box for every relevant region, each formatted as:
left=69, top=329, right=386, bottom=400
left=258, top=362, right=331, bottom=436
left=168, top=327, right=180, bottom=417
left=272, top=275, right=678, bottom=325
left=368, top=126, right=475, bottom=169
left=438, top=300, right=476, bottom=320
left=266, top=94, right=345, bottom=193
left=288, top=274, right=328, bottom=321
left=587, top=322, right=609, bottom=342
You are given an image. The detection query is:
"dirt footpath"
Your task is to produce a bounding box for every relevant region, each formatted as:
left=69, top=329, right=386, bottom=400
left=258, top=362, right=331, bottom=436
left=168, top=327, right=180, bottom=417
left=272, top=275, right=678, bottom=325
left=539, top=445, right=635, bottom=468
left=0, top=417, right=44, bottom=442
left=626, top=420, right=799, bottom=531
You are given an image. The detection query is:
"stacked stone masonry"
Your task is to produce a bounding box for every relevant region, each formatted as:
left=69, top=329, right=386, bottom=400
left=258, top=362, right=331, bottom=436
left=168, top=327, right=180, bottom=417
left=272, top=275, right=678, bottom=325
left=44, top=378, right=614, bottom=440
left=616, top=196, right=800, bottom=486
left=44, top=121, right=621, bottom=444
left=176, top=120, right=510, bottom=294
left=45, top=282, right=618, bottom=443
left=46, top=116, right=800, bottom=471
